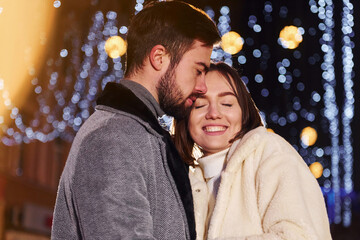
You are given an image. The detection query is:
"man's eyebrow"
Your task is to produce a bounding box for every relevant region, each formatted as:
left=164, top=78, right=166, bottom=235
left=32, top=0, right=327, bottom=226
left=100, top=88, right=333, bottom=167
left=196, top=62, right=209, bottom=72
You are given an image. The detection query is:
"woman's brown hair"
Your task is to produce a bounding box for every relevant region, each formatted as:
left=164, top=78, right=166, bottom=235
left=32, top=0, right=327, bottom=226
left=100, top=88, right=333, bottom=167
left=174, top=62, right=264, bottom=165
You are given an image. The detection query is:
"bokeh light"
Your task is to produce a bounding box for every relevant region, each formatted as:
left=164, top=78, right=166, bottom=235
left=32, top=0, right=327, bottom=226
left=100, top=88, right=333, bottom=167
left=267, top=128, right=274, bottom=133
left=104, top=36, right=126, bottom=59
left=279, top=25, right=303, bottom=49
left=300, top=126, right=318, bottom=146
left=310, top=162, right=323, bottom=178
left=0, top=0, right=56, bottom=126
left=221, top=31, right=244, bottom=55
left=0, top=0, right=354, bottom=229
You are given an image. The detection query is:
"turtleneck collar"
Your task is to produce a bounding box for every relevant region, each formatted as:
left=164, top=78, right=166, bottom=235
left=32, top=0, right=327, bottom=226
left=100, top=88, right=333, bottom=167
left=197, top=148, right=229, bottom=180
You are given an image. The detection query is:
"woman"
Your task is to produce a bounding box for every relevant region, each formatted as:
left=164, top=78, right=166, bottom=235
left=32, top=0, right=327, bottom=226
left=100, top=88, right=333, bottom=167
left=174, top=62, right=332, bottom=240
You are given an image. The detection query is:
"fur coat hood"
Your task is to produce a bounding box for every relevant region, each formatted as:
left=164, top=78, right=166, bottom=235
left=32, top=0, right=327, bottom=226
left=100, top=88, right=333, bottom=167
left=190, top=126, right=332, bottom=240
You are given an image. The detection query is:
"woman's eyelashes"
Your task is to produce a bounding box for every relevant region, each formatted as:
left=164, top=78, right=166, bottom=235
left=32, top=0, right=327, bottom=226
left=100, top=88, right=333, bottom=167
left=194, top=102, right=233, bottom=109
left=222, top=103, right=233, bottom=107
left=194, top=104, right=206, bottom=109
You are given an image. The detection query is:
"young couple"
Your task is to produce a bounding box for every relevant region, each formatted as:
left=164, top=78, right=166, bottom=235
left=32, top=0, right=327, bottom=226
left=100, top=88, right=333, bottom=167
left=51, top=1, right=332, bottom=239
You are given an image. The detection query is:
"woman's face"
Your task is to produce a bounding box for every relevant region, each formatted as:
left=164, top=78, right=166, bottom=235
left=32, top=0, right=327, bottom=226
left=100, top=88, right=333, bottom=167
left=188, top=71, right=242, bottom=156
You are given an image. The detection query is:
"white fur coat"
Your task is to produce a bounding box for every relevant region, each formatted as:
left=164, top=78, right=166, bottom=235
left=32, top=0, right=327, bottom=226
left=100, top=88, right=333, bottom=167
left=190, top=126, right=332, bottom=240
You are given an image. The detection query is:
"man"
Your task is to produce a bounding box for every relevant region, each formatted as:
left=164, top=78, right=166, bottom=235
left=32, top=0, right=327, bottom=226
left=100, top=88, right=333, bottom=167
left=51, top=1, right=220, bottom=239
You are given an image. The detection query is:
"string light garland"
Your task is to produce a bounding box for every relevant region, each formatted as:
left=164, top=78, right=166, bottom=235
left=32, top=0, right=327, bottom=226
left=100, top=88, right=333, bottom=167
left=308, top=0, right=355, bottom=226
left=340, top=0, right=354, bottom=227
left=312, top=0, right=342, bottom=224
left=213, top=6, right=233, bottom=66
left=0, top=9, right=124, bottom=145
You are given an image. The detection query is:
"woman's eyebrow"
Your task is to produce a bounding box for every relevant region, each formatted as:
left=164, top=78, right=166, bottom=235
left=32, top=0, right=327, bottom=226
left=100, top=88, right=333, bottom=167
left=196, top=91, right=236, bottom=100
left=218, top=92, right=236, bottom=97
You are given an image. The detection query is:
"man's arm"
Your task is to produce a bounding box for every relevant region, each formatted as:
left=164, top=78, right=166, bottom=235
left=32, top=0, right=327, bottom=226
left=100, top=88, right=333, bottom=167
left=52, top=120, right=157, bottom=240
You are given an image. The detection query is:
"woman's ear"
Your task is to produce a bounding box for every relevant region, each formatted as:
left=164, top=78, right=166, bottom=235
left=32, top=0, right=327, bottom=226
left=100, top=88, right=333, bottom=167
left=149, top=45, right=169, bottom=71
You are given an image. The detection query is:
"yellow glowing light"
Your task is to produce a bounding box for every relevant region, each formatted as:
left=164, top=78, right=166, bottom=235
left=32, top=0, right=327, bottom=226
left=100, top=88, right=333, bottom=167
left=279, top=25, right=303, bottom=49
left=104, top=36, right=127, bottom=59
left=300, top=126, right=318, bottom=146
left=0, top=0, right=56, bottom=120
left=267, top=128, right=274, bottom=133
left=309, top=162, right=323, bottom=179
left=221, top=31, right=244, bottom=55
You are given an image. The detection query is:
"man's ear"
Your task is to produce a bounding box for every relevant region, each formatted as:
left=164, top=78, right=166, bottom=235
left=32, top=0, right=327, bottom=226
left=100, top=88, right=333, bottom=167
left=149, top=45, right=169, bottom=71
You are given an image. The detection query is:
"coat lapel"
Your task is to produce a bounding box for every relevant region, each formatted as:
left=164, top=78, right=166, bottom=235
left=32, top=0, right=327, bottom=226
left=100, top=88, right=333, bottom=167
left=207, top=128, right=263, bottom=238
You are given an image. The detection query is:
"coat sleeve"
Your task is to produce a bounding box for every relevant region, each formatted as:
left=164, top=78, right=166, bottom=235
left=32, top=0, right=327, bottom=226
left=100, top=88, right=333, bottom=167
left=51, top=120, right=157, bottom=240
left=249, top=152, right=330, bottom=239
left=253, top=138, right=331, bottom=240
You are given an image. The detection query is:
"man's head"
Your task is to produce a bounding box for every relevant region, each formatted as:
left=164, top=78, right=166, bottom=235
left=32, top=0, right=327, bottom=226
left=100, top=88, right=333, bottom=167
left=156, top=40, right=214, bottom=119
left=125, top=1, right=220, bottom=119
left=125, top=1, right=220, bottom=77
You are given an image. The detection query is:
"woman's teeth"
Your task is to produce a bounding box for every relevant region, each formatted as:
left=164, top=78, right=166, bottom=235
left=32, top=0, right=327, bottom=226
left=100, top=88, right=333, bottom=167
left=204, top=126, right=226, bottom=132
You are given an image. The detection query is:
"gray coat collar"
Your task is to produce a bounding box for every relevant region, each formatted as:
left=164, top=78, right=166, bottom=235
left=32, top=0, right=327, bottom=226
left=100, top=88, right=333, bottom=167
left=120, top=80, right=165, bottom=118
left=96, top=81, right=165, bottom=135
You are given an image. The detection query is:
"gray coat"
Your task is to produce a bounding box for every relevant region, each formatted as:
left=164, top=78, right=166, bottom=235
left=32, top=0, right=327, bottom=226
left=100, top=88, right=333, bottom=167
left=51, top=80, right=195, bottom=239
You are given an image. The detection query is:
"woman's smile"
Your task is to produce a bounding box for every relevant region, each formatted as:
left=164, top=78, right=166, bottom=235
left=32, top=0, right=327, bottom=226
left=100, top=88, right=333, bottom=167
left=188, top=71, right=242, bottom=156
left=203, top=125, right=228, bottom=134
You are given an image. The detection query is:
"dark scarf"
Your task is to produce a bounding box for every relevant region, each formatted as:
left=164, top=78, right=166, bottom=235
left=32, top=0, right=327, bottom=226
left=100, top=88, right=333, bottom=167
left=97, top=82, right=196, bottom=240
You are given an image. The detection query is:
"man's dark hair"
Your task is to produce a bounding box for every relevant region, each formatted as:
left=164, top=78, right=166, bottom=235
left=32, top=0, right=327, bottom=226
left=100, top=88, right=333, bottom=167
left=125, top=0, right=220, bottom=77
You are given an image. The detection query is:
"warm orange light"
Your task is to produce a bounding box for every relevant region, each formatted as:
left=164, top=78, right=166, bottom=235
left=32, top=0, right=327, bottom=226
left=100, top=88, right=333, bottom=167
left=104, top=36, right=127, bottom=59
left=300, top=126, right=317, bottom=146
left=279, top=25, right=303, bottom=49
left=267, top=128, right=274, bottom=133
left=221, top=31, right=244, bottom=55
left=309, top=162, right=323, bottom=179
left=0, top=0, right=56, bottom=121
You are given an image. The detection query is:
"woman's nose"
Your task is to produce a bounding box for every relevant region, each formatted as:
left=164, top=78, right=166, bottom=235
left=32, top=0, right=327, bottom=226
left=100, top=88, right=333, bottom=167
left=205, top=105, right=222, bottom=119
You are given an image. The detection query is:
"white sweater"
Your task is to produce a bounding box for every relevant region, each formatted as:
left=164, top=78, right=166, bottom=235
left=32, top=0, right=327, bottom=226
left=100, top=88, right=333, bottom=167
left=197, top=148, right=229, bottom=238
left=190, top=126, right=332, bottom=240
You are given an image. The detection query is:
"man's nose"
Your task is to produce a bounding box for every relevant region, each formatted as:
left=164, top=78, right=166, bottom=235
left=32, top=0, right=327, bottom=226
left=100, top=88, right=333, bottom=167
left=194, top=75, right=207, bottom=94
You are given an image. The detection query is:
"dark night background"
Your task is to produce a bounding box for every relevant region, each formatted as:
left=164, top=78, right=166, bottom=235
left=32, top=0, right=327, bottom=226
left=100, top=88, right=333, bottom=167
left=0, top=0, right=359, bottom=239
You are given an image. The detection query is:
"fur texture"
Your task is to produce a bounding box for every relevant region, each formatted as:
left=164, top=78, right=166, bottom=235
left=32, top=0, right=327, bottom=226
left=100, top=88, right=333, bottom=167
left=190, top=126, right=332, bottom=240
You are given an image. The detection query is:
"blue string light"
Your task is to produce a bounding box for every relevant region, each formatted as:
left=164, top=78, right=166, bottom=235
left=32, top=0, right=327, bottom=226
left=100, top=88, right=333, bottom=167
left=0, top=4, right=356, bottom=228
left=341, top=0, right=354, bottom=227
left=308, top=0, right=355, bottom=226
left=309, top=0, right=356, bottom=225
left=134, top=0, right=144, bottom=15
left=211, top=6, right=233, bottom=66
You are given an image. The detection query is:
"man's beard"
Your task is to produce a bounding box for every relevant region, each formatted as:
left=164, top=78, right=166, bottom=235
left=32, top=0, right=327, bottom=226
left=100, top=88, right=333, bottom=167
left=157, top=65, right=190, bottom=120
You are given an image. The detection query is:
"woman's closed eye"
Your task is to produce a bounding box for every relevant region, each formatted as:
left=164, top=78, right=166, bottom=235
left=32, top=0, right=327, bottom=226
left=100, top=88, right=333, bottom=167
left=193, top=98, right=208, bottom=109
left=194, top=104, right=206, bottom=109
left=222, top=103, right=233, bottom=107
